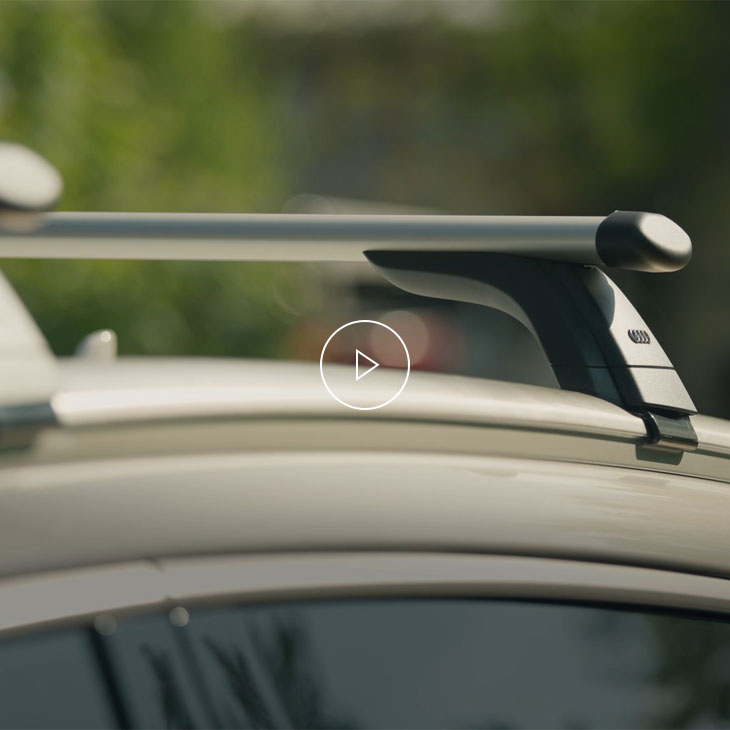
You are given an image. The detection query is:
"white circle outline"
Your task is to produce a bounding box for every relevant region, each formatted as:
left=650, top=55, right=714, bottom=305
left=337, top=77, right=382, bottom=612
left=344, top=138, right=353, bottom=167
left=319, top=319, right=411, bottom=411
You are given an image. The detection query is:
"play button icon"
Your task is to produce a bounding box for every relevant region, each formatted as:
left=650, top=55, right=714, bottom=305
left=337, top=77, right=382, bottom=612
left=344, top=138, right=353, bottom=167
left=355, top=349, right=379, bottom=381
left=320, top=319, right=410, bottom=410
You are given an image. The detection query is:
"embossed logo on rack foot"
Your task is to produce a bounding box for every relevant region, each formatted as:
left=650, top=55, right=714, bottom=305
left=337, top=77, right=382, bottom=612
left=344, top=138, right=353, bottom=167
left=628, top=329, right=651, bottom=344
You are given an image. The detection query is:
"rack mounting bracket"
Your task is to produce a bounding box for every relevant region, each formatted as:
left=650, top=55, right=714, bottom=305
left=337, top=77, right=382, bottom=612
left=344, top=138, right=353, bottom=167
left=366, top=250, right=697, bottom=451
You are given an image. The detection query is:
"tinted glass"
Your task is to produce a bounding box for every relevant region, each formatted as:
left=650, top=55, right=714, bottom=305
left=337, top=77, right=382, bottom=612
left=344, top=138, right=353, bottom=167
left=178, top=599, right=730, bottom=729
left=2, top=600, right=730, bottom=729
left=0, top=627, right=117, bottom=729
left=101, top=612, right=208, bottom=729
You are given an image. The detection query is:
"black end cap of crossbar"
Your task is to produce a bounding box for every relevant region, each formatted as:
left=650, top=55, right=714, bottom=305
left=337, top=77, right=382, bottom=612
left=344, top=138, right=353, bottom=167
left=596, top=211, right=691, bottom=273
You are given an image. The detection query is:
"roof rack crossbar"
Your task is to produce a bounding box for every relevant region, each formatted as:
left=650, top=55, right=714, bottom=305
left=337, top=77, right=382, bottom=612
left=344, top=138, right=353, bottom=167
left=0, top=210, right=690, bottom=272
left=0, top=209, right=697, bottom=450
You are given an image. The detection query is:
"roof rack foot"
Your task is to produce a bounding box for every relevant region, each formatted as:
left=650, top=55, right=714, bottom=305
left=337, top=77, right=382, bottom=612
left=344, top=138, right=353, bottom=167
left=366, top=250, right=697, bottom=446
left=641, top=410, right=698, bottom=452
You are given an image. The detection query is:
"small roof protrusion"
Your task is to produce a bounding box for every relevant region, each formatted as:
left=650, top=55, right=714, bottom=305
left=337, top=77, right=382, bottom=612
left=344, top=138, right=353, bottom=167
left=74, top=330, right=118, bottom=362
left=0, top=142, right=63, bottom=213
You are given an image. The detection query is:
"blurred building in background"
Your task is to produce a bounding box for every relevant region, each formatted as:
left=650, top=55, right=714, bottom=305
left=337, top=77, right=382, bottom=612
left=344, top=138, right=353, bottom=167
left=0, top=0, right=728, bottom=415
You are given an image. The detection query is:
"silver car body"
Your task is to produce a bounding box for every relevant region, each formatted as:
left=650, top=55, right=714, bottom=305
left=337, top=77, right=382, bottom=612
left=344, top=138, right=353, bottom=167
left=1, top=356, right=729, bottom=637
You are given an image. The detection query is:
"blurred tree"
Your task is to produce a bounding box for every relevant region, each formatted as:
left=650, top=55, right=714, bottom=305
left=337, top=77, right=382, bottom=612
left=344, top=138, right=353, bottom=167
left=0, top=0, right=298, bottom=357
left=0, top=0, right=284, bottom=211
left=240, top=0, right=730, bottom=415
left=1, top=0, right=729, bottom=415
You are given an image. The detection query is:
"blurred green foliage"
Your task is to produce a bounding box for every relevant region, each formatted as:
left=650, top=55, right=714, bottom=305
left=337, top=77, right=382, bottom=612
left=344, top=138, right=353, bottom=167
left=0, top=0, right=298, bottom=357
left=0, top=1, right=283, bottom=211
left=1, top=0, right=729, bottom=414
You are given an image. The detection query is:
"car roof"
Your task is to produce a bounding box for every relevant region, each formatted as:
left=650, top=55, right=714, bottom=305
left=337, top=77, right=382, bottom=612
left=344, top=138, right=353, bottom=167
left=2, top=440, right=730, bottom=581
left=0, top=356, right=727, bottom=582
left=50, top=356, right=719, bottom=437
left=54, top=357, right=644, bottom=434
left=50, top=356, right=730, bottom=463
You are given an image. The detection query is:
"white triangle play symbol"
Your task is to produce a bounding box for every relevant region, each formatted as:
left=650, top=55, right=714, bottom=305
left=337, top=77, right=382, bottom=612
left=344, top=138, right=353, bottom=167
left=355, top=349, right=380, bottom=381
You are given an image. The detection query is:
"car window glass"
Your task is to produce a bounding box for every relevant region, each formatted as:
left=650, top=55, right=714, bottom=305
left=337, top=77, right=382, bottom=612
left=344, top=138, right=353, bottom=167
left=2, top=599, right=729, bottom=729
left=0, top=627, right=117, bottom=729
left=177, top=599, right=730, bottom=729
left=100, top=612, right=208, bottom=729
